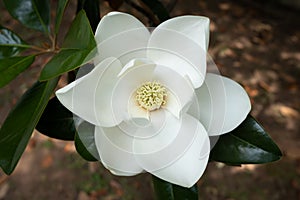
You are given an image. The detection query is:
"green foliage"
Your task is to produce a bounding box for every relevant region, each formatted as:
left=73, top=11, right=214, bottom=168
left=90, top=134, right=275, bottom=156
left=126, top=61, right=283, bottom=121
left=77, top=0, right=100, bottom=32
left=210, top=115, right=282, bottom=164
left=74, top=120, right=99, bottom=162
left=3, top=0, right=50, bottom=33
left=0, top=78, right=59, bottom=174
left=0, top=55, right=35, bottom=88
left=40, top=49, right=94, bottom=80
left=0, top=26, right=29, bottom=58
left=61, top=10, right=95, bottom=49
left=36, top=97, right=76, bottom=141
left=0, top=2, right=283, bottom=199
left=40, top=10, right=96, bottom=80
left=55, top=0, right=70, bottom=34
left=152, top=175, right=198, bottom=200
left=75, top=131, right=98, bottom=162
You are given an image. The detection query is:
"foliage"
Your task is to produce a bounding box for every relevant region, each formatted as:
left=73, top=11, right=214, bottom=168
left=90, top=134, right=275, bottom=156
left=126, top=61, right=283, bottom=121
left=0, top=0, right=282, bottom=199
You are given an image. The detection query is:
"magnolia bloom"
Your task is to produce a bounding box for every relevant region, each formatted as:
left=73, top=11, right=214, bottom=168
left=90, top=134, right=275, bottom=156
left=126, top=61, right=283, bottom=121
left=56, top=12, right=251, bottom=187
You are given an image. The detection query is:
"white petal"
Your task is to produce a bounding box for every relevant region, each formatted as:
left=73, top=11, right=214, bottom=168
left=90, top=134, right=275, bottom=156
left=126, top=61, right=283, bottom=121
left=94, top=12, right=150, bottom=65
left=154, top=16, right=210, bottom=50
left=99, top=110, right=177, bottom=154
left=147, top=16, right=210, bottom=88
left=56, top=57, right=123, bottom=127
left=94, top=125, right=143, bottom=175
left=133, top=110, right=182, bottom=151
left=127, top=93, right=149, bottom=122
left=163, top=91, right=181, bottom=118
left=118, top=58, right=154, bottom=76
left=114, top=62, right=194, bottom=120
left=137, top=114, right=210, bottom=187
left=189, top=73, right=251, bottom=136
left=152, top=65, right=195, bottom=118
left=102, top=163, right=144, bottom=176
left=134, top=114, right=210, bottom=184
left=111, top=62, right=156, bottom=121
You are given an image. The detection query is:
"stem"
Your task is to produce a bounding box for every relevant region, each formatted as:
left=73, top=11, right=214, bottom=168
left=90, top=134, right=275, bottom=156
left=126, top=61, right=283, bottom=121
left=166, top=0, right=178, bottom=12
left=26, top=45, right=44, bottom=52
left=48, top=34, right=57, bottom=51
left=125, top=0, right=159, bottom=26
left=138, top=0, right=170, bottom=22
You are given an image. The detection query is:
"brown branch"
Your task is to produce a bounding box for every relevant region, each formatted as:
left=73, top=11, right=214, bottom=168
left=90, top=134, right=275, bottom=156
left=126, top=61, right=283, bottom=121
left=166, top=0, right=177, bottom=12
left=125, top=0, right=159, bottom=25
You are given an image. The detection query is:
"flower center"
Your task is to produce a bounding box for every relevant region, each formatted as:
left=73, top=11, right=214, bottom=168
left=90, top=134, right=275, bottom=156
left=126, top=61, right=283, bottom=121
left=135, top=81, right=167, bottom=111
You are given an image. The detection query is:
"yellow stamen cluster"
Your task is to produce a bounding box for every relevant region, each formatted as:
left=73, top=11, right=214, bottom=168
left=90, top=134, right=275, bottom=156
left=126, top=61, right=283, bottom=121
left=136, top=81, right=167, bottom=111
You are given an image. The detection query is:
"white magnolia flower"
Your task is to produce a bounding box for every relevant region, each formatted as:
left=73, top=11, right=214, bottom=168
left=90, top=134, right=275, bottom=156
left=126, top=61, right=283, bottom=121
left=56, top=12, right=251, bottom=187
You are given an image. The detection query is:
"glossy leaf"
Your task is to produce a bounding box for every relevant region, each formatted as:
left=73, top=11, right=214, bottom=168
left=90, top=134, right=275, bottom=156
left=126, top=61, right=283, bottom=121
left=140, top=0, right=170, bottom=22
left=74, top=120, right=99, bottom=161
left=3, top=0, right=50, bottom=33
left=152, top=176, right=174, bottom=200
left=40, top=10, right=96, bottom=80
left=173, top=184, right=198, bottom=200
left=55, top=0, right=70, bottom=34
left=152, top=176, right=198, bottom=200
left=40, top=49, right=93, bottom=80
left=0, top=26, right=30, bottom=58
left=36, top=97, right=75, bottom=141
left=210, top=115, right=282, bottom=164
left=0, top=78, right=59, bottom=175
left=77, top=0, right=100, bottom=32
left=75, top=131, right=98, bottom=162
left=61, top=10, right=96, bottom=49
left=0, top=55, right=35, bottom=88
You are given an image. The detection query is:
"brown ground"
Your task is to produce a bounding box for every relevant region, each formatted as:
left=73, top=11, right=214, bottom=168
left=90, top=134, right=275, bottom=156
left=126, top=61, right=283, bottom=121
left=0, top=0, right=299, bottom=199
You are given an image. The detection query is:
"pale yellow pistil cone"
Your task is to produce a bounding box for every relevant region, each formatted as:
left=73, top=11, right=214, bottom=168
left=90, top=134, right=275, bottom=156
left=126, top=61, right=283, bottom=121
left=136, top=81, right=167, bottom=111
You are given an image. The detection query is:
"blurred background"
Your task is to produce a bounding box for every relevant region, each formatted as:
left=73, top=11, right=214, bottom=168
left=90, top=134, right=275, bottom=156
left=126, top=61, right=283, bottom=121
left=0, top=0, right=299, bottom=199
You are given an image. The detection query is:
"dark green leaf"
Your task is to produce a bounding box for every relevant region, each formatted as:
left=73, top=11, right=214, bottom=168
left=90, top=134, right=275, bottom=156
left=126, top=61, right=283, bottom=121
left=36, top=97, right=75, bottom=141
left=74, top=121, right=98, bottom=161
left=0, top=78, right=59, bottom=175
left=140, top=0, right=170, bottom=22
left=173, top=184, right=198, bottom=200
left=61, top=10, right=96, bottom=49
left=152, top=176, right=198, bottom=200
left=0, top=55, right=35, bottom=88
left=40, top=49, right=93, bottom=80
left=77, top=0, right=100, bottom=32
left=152, top=176, right=174, bottom=200
left=55, top=0, right=70, bottom=34
left=210, top=115, right=282, bottom=164
left=0, top=26, right=30, bottom=58
left=3, top=0, right=50, bottom=33
left=40, top=10, right=96, bottom=80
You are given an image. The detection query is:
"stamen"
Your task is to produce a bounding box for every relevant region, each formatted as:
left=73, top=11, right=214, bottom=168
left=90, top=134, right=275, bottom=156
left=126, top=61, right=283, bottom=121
left=135, top=81, right=167, bottom=111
